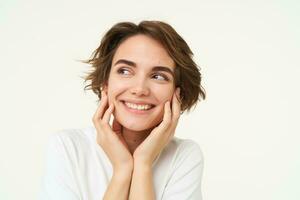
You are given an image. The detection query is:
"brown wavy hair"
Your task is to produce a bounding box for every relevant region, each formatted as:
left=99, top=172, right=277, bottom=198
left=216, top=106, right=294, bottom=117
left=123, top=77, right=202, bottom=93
left=82, top=20, right=206, bottom=112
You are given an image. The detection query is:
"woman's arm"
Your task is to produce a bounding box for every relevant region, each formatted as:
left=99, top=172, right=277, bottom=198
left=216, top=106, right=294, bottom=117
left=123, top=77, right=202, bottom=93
left=103, top=166, right=133, bottom=200
left=129, top=88, right=181, bottom=199
left=93, top=90, right=134, bottom=199
left=128, top=162, right=155, bottom=200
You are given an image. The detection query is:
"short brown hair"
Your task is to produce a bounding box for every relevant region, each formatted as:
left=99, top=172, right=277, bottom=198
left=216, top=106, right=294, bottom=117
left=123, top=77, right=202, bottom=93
left=83, top=20, right=206, bottom=112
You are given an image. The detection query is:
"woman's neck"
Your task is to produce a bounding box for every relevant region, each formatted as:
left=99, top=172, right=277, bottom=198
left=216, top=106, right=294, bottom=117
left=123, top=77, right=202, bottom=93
left=122, top=127, right=152, bottom=155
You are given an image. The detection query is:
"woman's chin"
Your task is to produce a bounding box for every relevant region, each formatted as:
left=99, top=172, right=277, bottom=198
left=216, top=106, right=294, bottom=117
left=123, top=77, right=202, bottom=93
left=121, top=123, right=154, bottom=132
left=113, top=109, right=163, bottom=133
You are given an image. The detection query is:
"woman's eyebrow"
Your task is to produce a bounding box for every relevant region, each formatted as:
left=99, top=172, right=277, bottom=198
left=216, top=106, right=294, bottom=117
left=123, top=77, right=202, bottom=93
left=152, top=66, right=174, bottom=78
left=114, top=59, right=174, bottom=78
left=114, top=59, right=136, bottom=67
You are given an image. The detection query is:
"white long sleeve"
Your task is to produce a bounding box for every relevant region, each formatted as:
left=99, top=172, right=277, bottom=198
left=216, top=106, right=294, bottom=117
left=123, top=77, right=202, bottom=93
left=162, top=141, right=204, bottom=200
left=38, top=132, right=81, bottom=200
left=38, top=127, right=204, bottom=200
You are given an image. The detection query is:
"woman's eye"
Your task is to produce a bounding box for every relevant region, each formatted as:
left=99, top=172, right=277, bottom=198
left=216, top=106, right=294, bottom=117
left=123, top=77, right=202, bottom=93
left=152, top=73, right=169, bottom=81
left=117, top=68, right=131, bottom=75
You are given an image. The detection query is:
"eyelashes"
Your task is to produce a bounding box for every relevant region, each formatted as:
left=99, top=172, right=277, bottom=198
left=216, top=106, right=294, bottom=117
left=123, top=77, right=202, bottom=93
left=116, top=67, right=170, bottom=81
left=151, top=73, right=169, bottom=81
left=117, top=68, right=131, bottom=75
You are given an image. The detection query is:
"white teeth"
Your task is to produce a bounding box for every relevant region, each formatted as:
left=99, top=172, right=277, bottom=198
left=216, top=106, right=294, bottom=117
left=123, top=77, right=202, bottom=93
left=124, top=102, right=152, bottom=110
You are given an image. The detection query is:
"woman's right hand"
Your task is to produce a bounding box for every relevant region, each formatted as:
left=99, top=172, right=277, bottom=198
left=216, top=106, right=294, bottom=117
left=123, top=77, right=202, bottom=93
left=92, top=91, right=133, bottom=173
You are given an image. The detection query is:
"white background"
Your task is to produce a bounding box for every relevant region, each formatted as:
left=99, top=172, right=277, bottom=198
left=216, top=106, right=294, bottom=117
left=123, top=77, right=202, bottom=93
left=0, top=0, right=299, bottom=199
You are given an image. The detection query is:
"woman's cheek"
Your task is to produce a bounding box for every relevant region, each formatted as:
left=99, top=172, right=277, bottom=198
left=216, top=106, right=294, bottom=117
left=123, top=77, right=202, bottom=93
left=107, top=80, right=125, bottom=102
left=160, top=90, right=172, bottom=101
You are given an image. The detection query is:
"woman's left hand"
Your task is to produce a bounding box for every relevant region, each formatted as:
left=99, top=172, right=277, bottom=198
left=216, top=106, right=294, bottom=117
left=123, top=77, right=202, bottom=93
left=133, top=88, right=181, bottom=166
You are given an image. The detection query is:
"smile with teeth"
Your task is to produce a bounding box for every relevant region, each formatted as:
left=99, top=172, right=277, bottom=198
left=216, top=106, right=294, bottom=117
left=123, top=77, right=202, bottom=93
left=124, top=102, right=153, bottom=111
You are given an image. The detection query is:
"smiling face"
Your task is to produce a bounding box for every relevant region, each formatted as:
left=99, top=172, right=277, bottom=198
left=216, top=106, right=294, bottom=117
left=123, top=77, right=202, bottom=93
left=105, top=34, right=176, bottom=131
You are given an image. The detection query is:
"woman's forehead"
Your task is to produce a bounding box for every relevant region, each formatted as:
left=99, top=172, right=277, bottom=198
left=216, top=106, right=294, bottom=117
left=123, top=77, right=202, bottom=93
left=112, top=34, right=175, bottom=69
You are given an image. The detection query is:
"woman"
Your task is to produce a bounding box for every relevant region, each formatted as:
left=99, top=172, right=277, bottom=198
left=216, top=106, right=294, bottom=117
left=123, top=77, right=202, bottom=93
left=39, top=20, right=206, bottom=200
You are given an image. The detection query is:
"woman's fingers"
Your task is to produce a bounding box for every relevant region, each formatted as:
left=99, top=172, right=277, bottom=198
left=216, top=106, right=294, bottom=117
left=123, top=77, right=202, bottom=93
left=172, top=88, right=181, bottom=123
left=155, top=101, right=172, bottom=134
left=92, top=92, right=133, bottom=168
left=112, top=118, right=122, bottom=135
left=102, top=103, right=114, bottom=125
left=161, top=87, right=181, bottom=129
left=163, top=88, right=181, bottom=141
left=93, top=91, right=108, bottom=122
left=161, top=88, right=181, bottom=141
left=92, top=91, right=111, bottom=142
left=163, top=101, right=172, bottom=125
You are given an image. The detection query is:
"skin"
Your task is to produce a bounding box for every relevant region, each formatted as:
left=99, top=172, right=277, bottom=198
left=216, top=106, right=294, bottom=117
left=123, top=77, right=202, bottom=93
left=92, top=34, right=181, bottom=199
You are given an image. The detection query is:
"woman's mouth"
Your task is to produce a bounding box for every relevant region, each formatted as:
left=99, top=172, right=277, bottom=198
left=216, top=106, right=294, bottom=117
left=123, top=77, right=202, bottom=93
left=121, top=100, right=155, bottom=114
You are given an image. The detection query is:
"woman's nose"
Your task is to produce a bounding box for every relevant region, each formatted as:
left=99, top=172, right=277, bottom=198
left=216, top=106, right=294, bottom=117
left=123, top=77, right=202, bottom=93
left=129, top=78, right=150, bottom=96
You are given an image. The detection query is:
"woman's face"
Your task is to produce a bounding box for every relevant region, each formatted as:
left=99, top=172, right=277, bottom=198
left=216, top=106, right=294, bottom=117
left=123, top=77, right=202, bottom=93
left=105, top=34, right=176, bottom=131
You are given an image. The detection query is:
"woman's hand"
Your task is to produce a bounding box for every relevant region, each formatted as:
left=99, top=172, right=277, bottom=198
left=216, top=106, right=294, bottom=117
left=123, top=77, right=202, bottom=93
left=93, top=91, right=133, bottom=172
left=133, top=88, right=181, bottom=166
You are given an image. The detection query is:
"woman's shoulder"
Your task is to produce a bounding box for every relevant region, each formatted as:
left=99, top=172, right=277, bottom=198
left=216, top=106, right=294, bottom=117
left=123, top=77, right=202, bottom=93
left=152, top=136, right=204, bottom=191
left=47, top=126, right=96, bottom=152
left=172, top=137, right=202, bottom=148
left=164, top=137, right=204, bottom=165
left=170, top=137, right=203, bottom=154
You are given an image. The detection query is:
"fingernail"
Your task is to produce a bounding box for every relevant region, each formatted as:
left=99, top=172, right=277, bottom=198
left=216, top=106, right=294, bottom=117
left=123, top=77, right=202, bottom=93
left=165, top=101, right=170, bottom=106
left=101, top=90, right=107, bottom=98
left=176, top=88, right=180, bottom=98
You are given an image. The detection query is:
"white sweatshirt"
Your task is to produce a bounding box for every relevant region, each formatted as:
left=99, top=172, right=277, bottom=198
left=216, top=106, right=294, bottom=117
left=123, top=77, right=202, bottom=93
left=38, top=126, right=204, bottom=200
